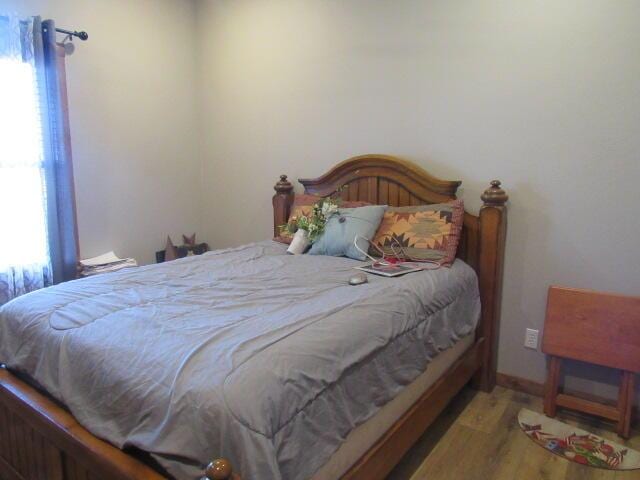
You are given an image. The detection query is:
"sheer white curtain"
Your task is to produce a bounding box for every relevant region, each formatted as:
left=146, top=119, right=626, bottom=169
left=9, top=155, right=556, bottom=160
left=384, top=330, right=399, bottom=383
left=0, top=16, right=52, bottom=304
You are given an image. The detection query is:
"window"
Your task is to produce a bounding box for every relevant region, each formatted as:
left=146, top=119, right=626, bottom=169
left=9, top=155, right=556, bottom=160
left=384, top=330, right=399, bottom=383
left=0, top=57, right=50, bottom=273
left=1, top=16, right=79, bottom=304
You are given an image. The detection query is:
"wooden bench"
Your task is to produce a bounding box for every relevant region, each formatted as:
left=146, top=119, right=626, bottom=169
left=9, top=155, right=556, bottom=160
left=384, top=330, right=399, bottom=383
left=542, top=286, right=640, bottom=438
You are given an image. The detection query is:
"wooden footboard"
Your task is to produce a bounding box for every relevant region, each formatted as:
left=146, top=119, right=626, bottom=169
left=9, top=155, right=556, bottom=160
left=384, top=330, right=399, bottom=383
left=0, top=367, right=163, bottom=480
left=0, top=409, right=102, bottom=480
left=0, top=366, right=237, bottom=480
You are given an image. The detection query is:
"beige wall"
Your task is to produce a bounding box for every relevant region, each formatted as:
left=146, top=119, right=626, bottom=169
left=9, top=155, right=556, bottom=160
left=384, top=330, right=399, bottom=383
left=196, top=0, right=640, bottom=397
left=1, top=0, right=201, bottom=264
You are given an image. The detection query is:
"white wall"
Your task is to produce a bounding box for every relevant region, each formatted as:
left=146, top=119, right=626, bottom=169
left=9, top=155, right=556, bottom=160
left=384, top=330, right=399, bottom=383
left=1, top=0, right=201, bottom=264
left=196, top=0, right=640, bottom=397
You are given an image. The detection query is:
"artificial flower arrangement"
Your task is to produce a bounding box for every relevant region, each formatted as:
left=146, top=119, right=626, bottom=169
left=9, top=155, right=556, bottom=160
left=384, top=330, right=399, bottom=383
left=281, top=197, right=341, bottom=254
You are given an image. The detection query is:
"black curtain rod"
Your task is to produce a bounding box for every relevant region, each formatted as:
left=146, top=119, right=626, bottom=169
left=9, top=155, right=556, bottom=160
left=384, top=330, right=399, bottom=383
left=55, top=27, right=88, bottom=41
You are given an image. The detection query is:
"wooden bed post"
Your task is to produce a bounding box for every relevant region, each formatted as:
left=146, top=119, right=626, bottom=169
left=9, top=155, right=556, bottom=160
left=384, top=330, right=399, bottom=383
left=473, top=180, right=508, bottom=392
left=272, top=174, right=294, bottom=237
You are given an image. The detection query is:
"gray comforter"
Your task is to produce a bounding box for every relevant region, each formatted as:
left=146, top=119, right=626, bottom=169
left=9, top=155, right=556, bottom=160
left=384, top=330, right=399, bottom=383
left=0, top=241, right=480, bottom=480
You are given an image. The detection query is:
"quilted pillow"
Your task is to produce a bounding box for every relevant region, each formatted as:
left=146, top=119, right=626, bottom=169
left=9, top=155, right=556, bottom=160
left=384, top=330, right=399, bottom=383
left=274, top=194, right=372, bottom=244
left=371, top=199, right=464, bottom=266
left=308, top=205, right=387, bottom=261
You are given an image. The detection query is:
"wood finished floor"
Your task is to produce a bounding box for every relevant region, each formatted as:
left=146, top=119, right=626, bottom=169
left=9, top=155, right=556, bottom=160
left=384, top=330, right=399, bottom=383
left=386, top=386, right=640, bottom=480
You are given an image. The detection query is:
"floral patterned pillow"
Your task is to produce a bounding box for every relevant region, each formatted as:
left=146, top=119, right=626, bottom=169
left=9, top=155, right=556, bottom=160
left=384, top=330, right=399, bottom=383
left=371, top=199, right=464, bottom=265
left=274, top=195, right=371, bottom=244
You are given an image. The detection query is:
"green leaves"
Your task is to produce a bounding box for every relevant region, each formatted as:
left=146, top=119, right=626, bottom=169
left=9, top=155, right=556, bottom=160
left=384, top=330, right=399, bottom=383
left=282, top=197, right=340, bottom=243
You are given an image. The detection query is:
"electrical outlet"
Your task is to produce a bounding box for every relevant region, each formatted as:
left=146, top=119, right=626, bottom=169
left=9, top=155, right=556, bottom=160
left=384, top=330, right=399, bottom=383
left=524, top=328, right=539, bottom=349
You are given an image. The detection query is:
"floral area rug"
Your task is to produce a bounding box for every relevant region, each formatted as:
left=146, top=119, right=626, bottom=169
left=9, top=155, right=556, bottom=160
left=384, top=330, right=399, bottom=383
left=518, top=408, right=640, bottom=470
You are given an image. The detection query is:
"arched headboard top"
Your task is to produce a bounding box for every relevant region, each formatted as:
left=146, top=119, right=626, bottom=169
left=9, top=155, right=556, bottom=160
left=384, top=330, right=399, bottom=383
left=298, top=154, right=462, bottom=206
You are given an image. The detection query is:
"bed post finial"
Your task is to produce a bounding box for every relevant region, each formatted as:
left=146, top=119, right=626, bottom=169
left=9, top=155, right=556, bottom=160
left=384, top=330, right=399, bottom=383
left=202, top=458, right=237, bottom=480
left=273, top=174, right=294, bottom=237
left=481, top=180, right=508, bottom=206
left=474, top=180, right=508, bottom=392
left=275, top=174, right=292, bottom=192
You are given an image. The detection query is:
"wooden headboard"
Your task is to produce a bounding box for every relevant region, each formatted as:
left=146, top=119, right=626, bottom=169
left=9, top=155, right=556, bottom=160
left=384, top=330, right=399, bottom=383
left=272, top=154, right=508, bottom=391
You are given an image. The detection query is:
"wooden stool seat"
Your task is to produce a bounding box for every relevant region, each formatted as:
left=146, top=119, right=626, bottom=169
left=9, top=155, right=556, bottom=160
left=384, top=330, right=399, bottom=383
left=542, top=286, right=640, bottom=438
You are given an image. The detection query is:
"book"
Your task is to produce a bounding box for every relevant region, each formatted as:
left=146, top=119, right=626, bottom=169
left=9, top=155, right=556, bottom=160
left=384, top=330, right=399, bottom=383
left=354, top=262, right=424, bottom=277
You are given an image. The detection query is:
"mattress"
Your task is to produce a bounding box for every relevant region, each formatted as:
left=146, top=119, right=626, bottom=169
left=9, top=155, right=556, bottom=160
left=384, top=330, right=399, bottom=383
left=0, top=240, right=480, bottom=480
left=315, top=333, right=474, bottom=479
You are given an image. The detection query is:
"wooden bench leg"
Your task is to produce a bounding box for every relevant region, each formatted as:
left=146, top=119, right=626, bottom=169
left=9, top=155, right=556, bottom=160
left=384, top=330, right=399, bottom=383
left=544, top=356, right=562, bottom=418
left=617, top=371, right=634, bottom=439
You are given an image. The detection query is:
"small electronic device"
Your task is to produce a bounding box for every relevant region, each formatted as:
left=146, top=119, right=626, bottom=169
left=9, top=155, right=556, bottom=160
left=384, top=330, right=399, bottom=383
left=348, top=273, right=368, bottom=285
left=355, top=262, right=424, bottom=277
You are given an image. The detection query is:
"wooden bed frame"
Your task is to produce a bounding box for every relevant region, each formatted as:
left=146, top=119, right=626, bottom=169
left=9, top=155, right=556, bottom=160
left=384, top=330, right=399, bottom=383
left=0, top=154, right=507, bottom=480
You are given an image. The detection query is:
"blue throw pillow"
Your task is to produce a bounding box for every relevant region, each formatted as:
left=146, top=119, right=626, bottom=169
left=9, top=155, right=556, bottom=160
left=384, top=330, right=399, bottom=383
left=309, top=205, right=387, bottom=261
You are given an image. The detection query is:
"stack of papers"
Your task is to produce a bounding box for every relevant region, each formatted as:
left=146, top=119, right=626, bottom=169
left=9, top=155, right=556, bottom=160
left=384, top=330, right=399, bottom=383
left=79, top=251, right=137, bottom=276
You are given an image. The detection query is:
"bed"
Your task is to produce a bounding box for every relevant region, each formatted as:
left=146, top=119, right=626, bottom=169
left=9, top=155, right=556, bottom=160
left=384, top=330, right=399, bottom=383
left=0, top=154, right=508, bottom=480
